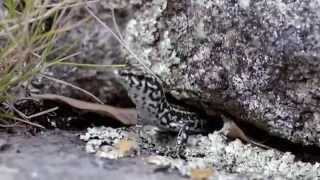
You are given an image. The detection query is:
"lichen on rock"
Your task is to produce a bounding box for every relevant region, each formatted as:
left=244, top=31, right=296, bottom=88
left=80, top=126, right=138, bottom=159
left=122, top=0, right=320, bottom=148
left=81, top=126, right=320, bottom=179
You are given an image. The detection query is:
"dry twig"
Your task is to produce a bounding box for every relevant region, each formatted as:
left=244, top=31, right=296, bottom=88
left=40, top=74, right=104, bottom=104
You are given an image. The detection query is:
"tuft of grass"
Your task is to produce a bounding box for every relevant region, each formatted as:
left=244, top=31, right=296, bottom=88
left=0, top=0, right=128, bottom=128
left=0, top=0, right=88, bottom=126
left=0, top=0, right=76, bottom=98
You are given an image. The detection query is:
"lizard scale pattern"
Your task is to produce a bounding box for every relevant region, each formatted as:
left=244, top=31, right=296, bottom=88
left=116, top=67, right=213, bottom=150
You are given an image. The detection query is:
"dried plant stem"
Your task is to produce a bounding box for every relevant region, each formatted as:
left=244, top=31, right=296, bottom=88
left=84, top=5, right=162, bottom=83
left=0, top=114, right=45, bottom=129
left=11, top=105, right=59, bottom=120
left=40, top=74, right=104, bottom=104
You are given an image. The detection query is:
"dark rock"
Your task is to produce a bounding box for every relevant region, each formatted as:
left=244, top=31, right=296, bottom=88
left=122, top=0, right=320, bottom=147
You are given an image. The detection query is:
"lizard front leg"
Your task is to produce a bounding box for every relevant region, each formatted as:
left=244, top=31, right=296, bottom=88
left=176, top=124, right=189, bottom=150
left=168, top=123, right=190, bottom=158
left=135, top=114, right=156, bottom=151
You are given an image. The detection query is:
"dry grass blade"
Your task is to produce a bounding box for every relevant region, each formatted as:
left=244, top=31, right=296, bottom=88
left=9, top=116, right=45, bottom=129
left=32, top=94, right=137, bottom=125
left=11, top=105, right=59, bottom=120
left=111, top=8, right=124, bottom=41
left=0, top=0, right=81, bottom=98
left=0, top=113, right=45, bottom=129
left=2, top=98, right=58, bottom=129
left=40, top=74, right=104, bottom=104
left=27, top=107, right=58, bottom=119
left=0, top=0, right=81, bottom=36
left=84, top=5, right=162, bottom=83
left=0, top=122, right=19, bottom=128
left=0, top=0, right=93, bottom=127
left=34, top=0, right=100, bottom=8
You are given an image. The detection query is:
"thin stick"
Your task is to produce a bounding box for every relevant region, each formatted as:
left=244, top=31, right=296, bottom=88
left=0, top=122, right=19, bottom=128
left=10, top=116, right=45, bottom=129
left=28, top=107, right=59, bottom=119
left=0, top=4, right=63, bottom=36
left=6, top=100, right=58, bottom=119
left=52, top=62, right=126, bottom=68
left=47, top=51, right=82, bottom=65
left=84, top=6, right=162, bottom=82
left=35, top=0, right=100, bottom=8
left=0, top=114, right=45, bottom=129
left=9, top=103, right=30, bottom=120
left=14, top=97, right=41, bottom=105
left=111, top=8, right=124, bottom=41
left=40, top=74, right=104, bottom=104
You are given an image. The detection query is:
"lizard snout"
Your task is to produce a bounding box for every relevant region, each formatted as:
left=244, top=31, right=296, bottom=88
left=114, top=68, right=130, bottom=78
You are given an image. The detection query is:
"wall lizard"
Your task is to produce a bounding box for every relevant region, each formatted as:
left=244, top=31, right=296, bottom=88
left=115, top=67, right=269, bottom=155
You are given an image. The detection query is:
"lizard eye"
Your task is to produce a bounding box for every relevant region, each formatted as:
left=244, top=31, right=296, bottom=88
left=118, top=70, right=129, bottom=77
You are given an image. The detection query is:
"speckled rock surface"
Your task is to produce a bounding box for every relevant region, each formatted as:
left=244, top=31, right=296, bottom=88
left=0, top=130, right=185, bottom=180
left=80, top=126, right=320, bottom=179
left=122, top=0, right=320, bottom=147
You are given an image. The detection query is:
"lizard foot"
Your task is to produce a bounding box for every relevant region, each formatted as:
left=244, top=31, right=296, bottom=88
left=151, top=126, right=188, bottom=159
left=157, top=146, right=186, bottom=159
left=168, top=124, right=189, bottom=159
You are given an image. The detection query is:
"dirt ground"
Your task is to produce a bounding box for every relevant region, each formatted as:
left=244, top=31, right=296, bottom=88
left=0, top=129, right=186, bottom=180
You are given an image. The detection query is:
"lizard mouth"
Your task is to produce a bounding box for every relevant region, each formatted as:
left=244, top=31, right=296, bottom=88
left=114, top=66, right=143, bottom=78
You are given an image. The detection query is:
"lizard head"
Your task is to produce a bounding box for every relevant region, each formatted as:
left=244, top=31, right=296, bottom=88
left=115, top=67, right=165, bottom=115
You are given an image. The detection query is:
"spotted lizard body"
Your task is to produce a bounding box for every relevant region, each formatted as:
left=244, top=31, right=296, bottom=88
left=115, top=67, right=269, bottom=153
left=116, top=67, right=214, bottom=149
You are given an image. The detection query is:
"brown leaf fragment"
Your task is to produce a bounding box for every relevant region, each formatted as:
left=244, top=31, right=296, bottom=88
left=115, top=139, right=138, bottom=155
left=190, top=168, right=214, bottom=180
left=220, top=115, right=270, bottom=149
left=31, top=94, right=137, bottom=125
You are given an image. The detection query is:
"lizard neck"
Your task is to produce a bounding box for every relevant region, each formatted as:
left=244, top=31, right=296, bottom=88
left=124, top=74, right=167, bottom=124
